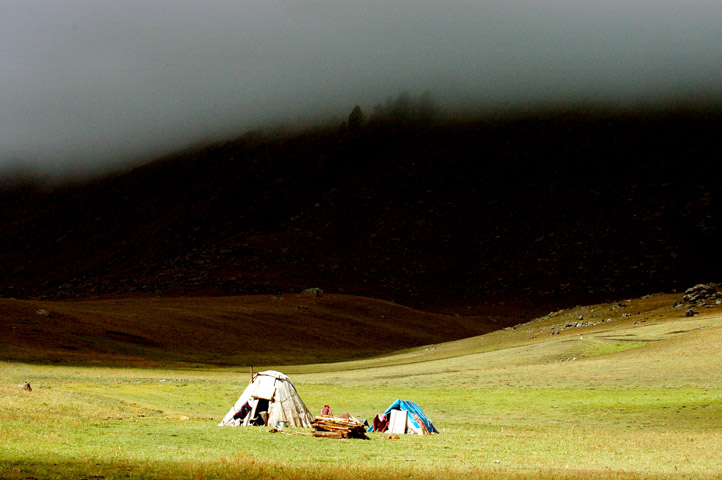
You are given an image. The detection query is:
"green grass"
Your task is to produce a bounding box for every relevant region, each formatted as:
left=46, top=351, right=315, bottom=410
left=2, top=298, right=722, bottom=479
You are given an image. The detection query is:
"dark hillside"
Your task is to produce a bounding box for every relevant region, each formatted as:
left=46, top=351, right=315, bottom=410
left=1, top=108, right=721, bottom=312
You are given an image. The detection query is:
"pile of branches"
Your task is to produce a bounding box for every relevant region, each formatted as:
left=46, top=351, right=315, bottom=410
left=311, top=416, right=369, bottom=439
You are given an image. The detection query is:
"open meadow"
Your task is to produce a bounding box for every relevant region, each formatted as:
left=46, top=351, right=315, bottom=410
left=2, top=293, right=721, bottom=479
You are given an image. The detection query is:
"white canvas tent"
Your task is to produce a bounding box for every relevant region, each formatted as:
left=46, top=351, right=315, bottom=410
left=218, top=370, right=313, bottom=428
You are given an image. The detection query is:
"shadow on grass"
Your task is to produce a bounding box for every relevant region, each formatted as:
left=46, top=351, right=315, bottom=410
left=1, top=456, right=705, bottom=480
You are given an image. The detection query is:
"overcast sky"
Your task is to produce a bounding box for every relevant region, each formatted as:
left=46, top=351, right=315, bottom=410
left=3, top=1, right=722, bottom=178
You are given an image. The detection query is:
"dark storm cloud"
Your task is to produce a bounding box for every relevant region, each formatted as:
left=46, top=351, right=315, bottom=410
left=2, top=1, right=722, bottom=177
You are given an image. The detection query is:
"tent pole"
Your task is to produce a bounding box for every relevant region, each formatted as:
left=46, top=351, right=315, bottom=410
left=250, top=365, right=254, bottom=382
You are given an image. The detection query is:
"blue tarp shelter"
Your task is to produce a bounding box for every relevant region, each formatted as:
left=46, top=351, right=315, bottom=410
left=370, top=399, right=439, bottom=434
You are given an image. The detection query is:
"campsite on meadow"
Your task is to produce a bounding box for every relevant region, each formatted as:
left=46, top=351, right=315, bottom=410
left=2, top=286, right=721, bottom=479
left=2, top=105, right=722, bottom=479
left=5, top=1, right=722, bottom=478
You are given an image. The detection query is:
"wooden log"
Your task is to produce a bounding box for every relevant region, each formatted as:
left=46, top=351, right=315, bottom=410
left=311, top=415, right=369, bottom=439
left=313, top=431, right=346, bottom=439
left=313, top=415, right=363, bottom=426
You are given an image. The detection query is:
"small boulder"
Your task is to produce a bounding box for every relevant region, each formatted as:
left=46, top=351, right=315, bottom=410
left=302, top=288, right=324, bottom=297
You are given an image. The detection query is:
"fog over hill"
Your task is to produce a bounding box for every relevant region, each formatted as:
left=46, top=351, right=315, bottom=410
left=3, top=2, right=722, bottom=311
left=1, top=107, right=720, bottom=312
left=3, top=1, right=722, bottom=178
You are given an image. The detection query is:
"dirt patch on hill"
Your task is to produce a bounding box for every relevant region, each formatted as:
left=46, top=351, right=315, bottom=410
left=0, top=294, right=518, bottom=367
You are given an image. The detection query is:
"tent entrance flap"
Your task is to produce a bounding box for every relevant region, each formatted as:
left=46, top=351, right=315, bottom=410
left=252, top=379, right=276, bottom=400
left=388, top=409, right=408, bottom=434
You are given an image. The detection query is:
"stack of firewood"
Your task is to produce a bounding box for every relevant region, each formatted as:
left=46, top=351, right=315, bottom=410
left=311, top=416, right=369, bottom=439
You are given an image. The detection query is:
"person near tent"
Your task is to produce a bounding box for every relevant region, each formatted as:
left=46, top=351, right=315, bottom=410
left=321, top=404, right=333, bottom=416
left=232, top=401, right=252, bottom=422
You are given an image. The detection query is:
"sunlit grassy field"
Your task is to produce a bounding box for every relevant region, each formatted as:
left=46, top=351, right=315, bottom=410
left=2, top=294, right=721, bottom=479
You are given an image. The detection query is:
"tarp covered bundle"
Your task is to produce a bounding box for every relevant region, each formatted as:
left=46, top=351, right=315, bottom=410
left=218, top=370, right=313, bottom=428
left=371, top=399, right=439, bottom=435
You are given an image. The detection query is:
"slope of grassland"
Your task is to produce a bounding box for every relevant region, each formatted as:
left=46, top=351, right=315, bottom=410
left=0, top=293, right=507, bottom=366
left=2, top=292, right=721, bottom=479
left=287, top=292, right=720, bottom=379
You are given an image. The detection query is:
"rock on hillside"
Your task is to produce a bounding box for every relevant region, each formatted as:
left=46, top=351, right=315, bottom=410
left=676, top=283, right=722, bottom=318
